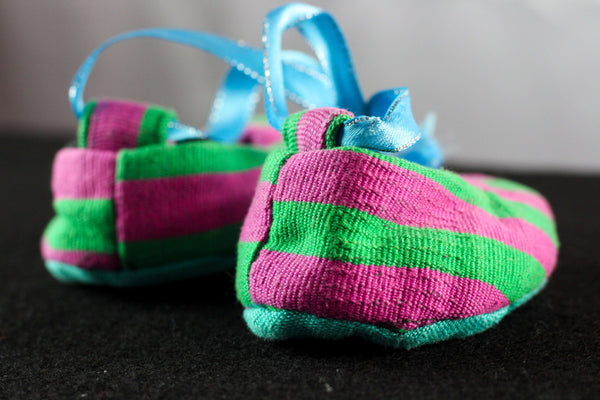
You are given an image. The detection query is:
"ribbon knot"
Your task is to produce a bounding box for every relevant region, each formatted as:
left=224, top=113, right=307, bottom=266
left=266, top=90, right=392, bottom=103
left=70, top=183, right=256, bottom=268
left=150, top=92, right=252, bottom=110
left=340, top=88, right=443, bottom=168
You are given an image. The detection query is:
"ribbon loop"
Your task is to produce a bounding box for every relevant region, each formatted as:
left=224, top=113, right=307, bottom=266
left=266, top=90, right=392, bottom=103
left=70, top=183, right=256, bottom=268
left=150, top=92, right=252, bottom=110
left=69, top=28, right=335, bottom=142
left=263, top=3, right=365, bottom=130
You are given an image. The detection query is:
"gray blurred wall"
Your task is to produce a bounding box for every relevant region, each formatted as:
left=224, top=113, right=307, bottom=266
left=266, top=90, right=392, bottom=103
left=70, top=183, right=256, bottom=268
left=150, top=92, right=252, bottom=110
left=1, top=0, right=599, bottom=171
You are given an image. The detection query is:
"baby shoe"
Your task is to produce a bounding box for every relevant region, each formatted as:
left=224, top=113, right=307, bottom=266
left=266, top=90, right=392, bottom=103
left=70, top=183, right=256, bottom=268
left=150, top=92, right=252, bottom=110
left=236, top=107, right=559, bottom=349
left=235, top=4, right=559, bottom=348
left=41, top=28, right=337, bottom=287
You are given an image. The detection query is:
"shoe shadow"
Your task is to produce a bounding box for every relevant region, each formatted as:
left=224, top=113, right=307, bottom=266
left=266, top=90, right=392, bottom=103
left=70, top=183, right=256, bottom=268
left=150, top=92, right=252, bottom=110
left=273, top=336, right=392, bottom=358
left=71, top=270, right=237, bottom=307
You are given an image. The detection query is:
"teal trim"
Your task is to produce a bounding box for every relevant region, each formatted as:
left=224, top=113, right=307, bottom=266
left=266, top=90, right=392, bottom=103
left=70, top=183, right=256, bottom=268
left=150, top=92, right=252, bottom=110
left=45, top=257, right=234, bottom=287
left=243, top=280, right=547, bottom=349
left=402, top=281, right=546, bottom=348
left=244, top=306, right=406, bottom=348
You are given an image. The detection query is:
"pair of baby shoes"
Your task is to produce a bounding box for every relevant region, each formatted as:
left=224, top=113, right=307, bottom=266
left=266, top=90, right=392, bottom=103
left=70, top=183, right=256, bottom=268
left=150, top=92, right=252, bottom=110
left=42, top=3, right=559, bottom=349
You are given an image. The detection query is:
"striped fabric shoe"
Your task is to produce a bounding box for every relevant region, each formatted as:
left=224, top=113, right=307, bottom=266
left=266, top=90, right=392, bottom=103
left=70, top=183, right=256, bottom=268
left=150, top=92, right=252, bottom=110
left=41, top=99, right=280, bottom=286
left=235, top=108, right=559, bottom=349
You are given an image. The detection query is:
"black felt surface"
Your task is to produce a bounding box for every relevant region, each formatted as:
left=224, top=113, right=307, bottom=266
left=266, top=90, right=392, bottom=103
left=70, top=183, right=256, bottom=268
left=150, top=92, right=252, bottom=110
left=1, top=133, right=599, bottom=399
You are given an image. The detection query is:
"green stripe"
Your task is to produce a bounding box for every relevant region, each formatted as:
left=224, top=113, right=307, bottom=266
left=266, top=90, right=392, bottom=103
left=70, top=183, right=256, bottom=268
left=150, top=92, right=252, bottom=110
left=116, top=141, right=269, bottom=180
left=257, top=146, right=294, bottom=185
left=262, top=200, right=547, bottom=302
left=281, top=111, right=304, bottom=152
left=44, top=198, right=116, bottom=253
left=342, top=147, right=557, bottom=243
left=470, top=189, right=557, bottom=245
left=237, top=146, right=295, bottom=305
left=324, top=114, right=352, bottom=149
left=77, top=101, right=97, bottom=148
left=236, top=241, right=261, bottom=305
left=137, top=105, right=176, bottom=147
left=482, top=176, right=540, bottom=194
left=119, top=223, right=242, bottom=269
left=280, top=110, right=352, bottom=152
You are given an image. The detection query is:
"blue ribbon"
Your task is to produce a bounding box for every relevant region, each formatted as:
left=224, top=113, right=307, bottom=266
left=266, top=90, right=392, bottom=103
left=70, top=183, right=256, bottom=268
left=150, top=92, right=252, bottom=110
left=263, top=3, right=444, bottom=168
left=72, top=6, right=445, bottom=169
left=262, top=2, right=366, bottom=131
left=206, top=50, right=328, bottom=143
left=340, top=88, right=443, bottom=168
left=69, top=28, right=335, bottom=143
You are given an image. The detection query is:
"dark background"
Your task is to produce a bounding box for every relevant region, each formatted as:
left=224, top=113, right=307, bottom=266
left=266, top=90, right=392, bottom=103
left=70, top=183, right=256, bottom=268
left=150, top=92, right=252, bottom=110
left=1, top=134, right=599, bottom=399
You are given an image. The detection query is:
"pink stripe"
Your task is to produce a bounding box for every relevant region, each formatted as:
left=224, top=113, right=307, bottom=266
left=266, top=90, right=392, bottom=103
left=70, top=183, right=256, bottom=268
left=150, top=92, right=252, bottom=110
left=41, top=241, right=121, bottom=270
left=239, top=125, right=281, bottom=147
left=296, top=108, right=352, bottom=152
left=51, top=148, right=116, bottom=199
left=250, top=250, right=510, bottom=330
left=239, top=181, right=275, bottom=243
left=115, top=168, right=261, bottom=242
left=461, top=174, right=554, bottom=219
left=87, top=100, right=146, bottom=151
left=274, top=150, right=557, bottom=275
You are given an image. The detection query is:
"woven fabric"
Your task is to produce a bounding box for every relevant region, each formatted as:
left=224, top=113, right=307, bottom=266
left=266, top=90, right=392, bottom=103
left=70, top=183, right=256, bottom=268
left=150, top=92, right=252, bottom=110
left=115, top=142, right=266, bottom=269
left=236, top=108, right=559, bottom=348
left=77, top=99, right=175, bottom=150
left=42, top=99, right=277, bottom=285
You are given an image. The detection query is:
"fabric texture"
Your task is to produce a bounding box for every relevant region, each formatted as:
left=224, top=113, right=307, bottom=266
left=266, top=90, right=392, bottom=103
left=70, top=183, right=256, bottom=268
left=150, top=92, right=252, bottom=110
left=42, top=98, right=280, bottom=286
left=3, top=133, right=596, bottom=398
left=236, top=107, right=560, bottom=348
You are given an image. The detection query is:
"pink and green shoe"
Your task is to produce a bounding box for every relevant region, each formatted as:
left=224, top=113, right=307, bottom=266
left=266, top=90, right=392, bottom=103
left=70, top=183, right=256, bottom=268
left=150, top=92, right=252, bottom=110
left=236, top=107, right=559, bottom=349
left=41, top=98, right=280, bottom=286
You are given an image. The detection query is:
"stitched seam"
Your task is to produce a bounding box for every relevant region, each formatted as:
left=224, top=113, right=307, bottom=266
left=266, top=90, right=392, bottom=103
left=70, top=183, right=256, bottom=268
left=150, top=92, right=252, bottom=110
left=245, top=151, right=295, bottom=304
